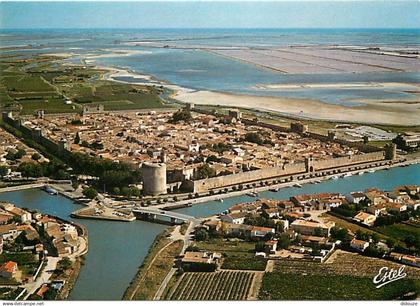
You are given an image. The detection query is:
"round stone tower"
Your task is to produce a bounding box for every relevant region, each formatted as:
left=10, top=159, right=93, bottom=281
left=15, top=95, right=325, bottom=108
left=142, top=162, right=167, bottom=196
left=385, top=143, right=397, bottom=160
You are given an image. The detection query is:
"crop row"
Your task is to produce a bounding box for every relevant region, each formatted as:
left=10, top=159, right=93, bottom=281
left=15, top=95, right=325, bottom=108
left=169, top=271, right=255, bottom=300
left=274, top=251, right=420, bottom=279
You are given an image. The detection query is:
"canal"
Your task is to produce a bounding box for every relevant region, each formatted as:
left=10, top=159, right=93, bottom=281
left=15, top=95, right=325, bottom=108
left=0, top=163, right=419, bottom=300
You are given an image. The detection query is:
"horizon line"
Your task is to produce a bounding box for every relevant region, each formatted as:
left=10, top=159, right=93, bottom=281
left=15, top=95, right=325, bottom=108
left=1, top=27, right=420, bottom=30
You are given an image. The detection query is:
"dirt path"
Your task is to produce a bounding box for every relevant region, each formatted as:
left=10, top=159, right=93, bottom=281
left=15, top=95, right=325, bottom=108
left=127, top=240, right=176, bottom=300
left=248, top=272, right=264, bottom=300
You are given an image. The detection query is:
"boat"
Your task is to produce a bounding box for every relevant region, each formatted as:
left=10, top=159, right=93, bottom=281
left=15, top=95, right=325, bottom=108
left=217, top=198, right=224, bottom=203
left=269, top=188, right=279, bottom=192
left=343, top=173, right=352, bottom=178
left=293, top=183, right=302, bottom=188
left=43, top=185, right=58, bottom=195
left=368, top=169, right=375, bottom=173
left=331, top=175, right=339, bottom=180
left=246, top=192, right=259, bottom=197
left=358, top=171, right=365, bottom=175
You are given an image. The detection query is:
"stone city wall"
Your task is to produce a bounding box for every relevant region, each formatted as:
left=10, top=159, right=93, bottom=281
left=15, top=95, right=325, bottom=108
left=189, top=151, right=385, bottom=193
left=188, top=162, right=306, bottom=193
left=2, top=112, right=71, bottom=157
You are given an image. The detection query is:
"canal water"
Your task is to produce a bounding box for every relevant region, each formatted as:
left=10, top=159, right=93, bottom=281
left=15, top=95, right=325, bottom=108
left=0, top=163, right=419, bottom=300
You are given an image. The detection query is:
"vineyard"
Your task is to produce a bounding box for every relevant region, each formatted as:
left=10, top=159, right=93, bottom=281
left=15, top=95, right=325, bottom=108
left=259, top=273, right=420, bottom=300
left=259, top=250, right=420, bottom=300
left=167, top=271, right=255, bottom=300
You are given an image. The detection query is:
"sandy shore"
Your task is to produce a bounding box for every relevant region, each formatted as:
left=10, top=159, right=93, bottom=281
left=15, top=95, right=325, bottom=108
left=254, top=82, right=420, bottom=90
left=102, top=66, right=419, bottom=126
left=174, top=90, right=420, bottom=126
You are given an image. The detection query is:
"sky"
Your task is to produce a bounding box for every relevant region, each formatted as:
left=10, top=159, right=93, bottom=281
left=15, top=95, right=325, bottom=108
left=0, top=1, right=419, bottom=29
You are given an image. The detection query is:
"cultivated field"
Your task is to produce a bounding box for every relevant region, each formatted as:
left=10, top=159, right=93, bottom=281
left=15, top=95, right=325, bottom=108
left=167, top=270, right=255, bottom=300
left=259, top=250, right=420, bottom=300
left=193, top=239, right=267, bottom=271
left=0, top=53, right=166, bottom=115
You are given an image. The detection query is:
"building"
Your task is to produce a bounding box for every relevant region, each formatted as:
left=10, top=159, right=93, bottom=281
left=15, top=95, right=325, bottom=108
left=401, top=255, right=420, bottom=268
left=142, top=162, right=167, bottom=196
left=220, top=212, right=247, bottom=225
left=263, top=208, right=281, bottom=218
left=290, top=220, right=335, bottom=237
left=82, top=104, right=104, bottom=115
left=350, top=238, right=369, bottom=252
left=346, top=192, right=366, bottom=204
left=367, top=203, right=388, bottom=216
left=353, top=212, right=377, bottom=227
left=1, top=203, right=32, bottom=223
left=228, top=203, right=258, bottom=214
left=386, top=202, right=407, bottom=213
left=181, top=251, right=221, bottom=265
left=250, top=226, right=275, bottom=238
left=395, top=133, right=420, bottom=148
left=0, top=224, right=20, bottom=240
left=0, top=261, right=18, bottom=279
left=274, top=218, right=289, bottom=230
left=265, top=240, right=278, bottom=253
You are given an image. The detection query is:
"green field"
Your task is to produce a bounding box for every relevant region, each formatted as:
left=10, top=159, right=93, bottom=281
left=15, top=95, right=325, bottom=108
left=0, top=54, right=168, bottom=115
left=259, top=273, right=419, bottom=300
left=259, top=250, right=420, bottom=300
left=193, top=239, right=266, bottom=271
left=376, top=223, right=420, bottom=239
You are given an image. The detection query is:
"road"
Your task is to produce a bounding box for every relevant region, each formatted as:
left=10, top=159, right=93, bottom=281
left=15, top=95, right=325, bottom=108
left=23, top=256, right=59, bottom=300
left=153, top=219, right=199, bottom=300
left=133, top=207, right=197, bottom=222
left=0, top=183, right=44, bottom=193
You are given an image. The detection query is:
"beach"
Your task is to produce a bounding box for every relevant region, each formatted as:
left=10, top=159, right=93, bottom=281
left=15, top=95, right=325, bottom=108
left=102, top=66, right=420, bottom=126
left=173, top=89, right=420, bottom=126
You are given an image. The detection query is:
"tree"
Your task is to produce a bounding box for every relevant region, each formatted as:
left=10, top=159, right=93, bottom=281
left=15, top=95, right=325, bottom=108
left=59, top=257, right=72, bottom=270
left=206, top=155, right=220, bottom=163
left=330, top=226, right=348, bottom=241
left=277, top=233, right=290, bottom=249
left=99, top=170, right=138, bottom=191
left=74, top=132, right=81, bottom=144
left=31, top=153, right=41, bottom=161
left=129, top=186, right=140, bottom=198
left=245, top=132, right=263, bottom=145
left=55, top=169, right=70, bottom=180
left=255, top=241, right=266, bottom=252
left=5, top=148, right=26, bottom=161
left=82, top=187, right=98, bottom=199
left=169, top=109, right=192, bottom=123
left=355, top=230, right=369, bottom=241
left=14, top=149, right=26, bottom=160
left=371, top=233, right=380, bottom=244
left=313, top=227, right=324, bottom=237
left=195, top=228, right=209, bottom=241
left=0, top=166, right=9, bottom=178
left=121, top=187, right=131, bottom=198
left=17, top=162, right=44, bottom=177
left=196, top=164, right=216, bottom=179
left=112, top=187, right=121, bottom=195
left=386, top=237, right=396, bottom=249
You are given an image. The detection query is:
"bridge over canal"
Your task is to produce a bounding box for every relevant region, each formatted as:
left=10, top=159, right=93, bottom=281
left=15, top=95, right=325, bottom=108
left=132, top=207, right=196, bottom=224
